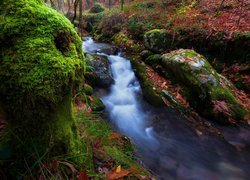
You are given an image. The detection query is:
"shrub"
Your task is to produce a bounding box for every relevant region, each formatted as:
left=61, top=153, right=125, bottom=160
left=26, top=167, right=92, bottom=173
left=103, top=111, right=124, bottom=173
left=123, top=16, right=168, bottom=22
left=127, top=14, right=152, bottom=40
left=89, top=3, right=105, bottom=13
left=97, top=13, right=126, bottom=38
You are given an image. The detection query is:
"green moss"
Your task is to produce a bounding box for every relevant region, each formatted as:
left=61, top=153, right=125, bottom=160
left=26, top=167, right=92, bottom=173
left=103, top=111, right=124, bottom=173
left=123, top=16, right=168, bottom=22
left=84, top=84, right=93, bottom=95
left=90, top=97, right=105, bottom=112
left=130, top=56, right=163, bottom=106
left=0, top=0, right=85, bottom=176
left=75, top=110, right=149, bottom=178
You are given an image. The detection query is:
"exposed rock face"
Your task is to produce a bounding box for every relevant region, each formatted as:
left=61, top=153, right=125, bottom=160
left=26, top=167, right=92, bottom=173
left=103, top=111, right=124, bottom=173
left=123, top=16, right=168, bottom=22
left=144, top=29, right=171, bottom=53
left=86, top=54, right=114, bottom=87
left=161, top=49, right=247, bottom=123
left=97, top=46, right=119, bottom=55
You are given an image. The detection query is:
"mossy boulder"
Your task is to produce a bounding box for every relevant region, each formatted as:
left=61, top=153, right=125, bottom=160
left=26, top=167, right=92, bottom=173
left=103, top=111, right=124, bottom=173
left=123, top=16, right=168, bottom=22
left=90, top=97, right=105, bottom=112
left=144, top=29, right=172, bottom=53
left=140, top=50, right=154, bottom=60
left=161, top=49, right=247, bottom=123
left=89, top=3, right=105, bottom=13
left=84, top=84, right=94, bottom=95
left=86, top=54, right=114, bottom=88
left=0, top=0, right=85, bottom=173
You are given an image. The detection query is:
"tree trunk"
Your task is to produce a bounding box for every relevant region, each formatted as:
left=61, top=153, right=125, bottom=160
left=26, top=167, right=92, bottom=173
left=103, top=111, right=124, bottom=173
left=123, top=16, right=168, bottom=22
left=72, top=0, right=79, bottom=24
left=121, top=0, right=124, bottom=11
left=79, top=0, right=83, bottom=36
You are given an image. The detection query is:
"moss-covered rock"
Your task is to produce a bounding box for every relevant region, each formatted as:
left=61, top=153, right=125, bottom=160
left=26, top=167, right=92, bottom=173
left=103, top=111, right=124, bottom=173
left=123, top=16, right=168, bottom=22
left=84, top=84, right=94, bottom=95
left=140, top=50, right=153, bottom=60
left=130, top=56, right=163, bottom=107
left=144, top=29, right=172, bottom=53
left=89, top=3, right=105, bottom=13
left=161, top=49, right=247, bottom=123
left=0, top=0, right=85, bottom=174
left=90, top=97, right=105, bottom=112
left=144, top=54, right=162, bottom=68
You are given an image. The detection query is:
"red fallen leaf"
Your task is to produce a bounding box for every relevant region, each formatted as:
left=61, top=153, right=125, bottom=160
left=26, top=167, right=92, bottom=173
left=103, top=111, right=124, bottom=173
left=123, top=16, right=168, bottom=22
left=78, top=170, right=88, bottom=180
left=107, top=166, right=130, bottom=180
left=109, top=133, right=123, bottom=140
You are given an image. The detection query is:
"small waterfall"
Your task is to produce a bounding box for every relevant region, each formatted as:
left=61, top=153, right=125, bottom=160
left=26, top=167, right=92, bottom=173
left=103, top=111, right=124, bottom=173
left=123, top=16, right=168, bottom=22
left=83, top=37, right=158, bottom=145
left=103, top=54, right=148, bottom=137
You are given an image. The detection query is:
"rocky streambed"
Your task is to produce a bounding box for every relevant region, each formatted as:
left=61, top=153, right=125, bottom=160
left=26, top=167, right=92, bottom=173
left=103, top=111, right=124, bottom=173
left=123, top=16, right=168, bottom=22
left=83, top=37, right=250, bottom=180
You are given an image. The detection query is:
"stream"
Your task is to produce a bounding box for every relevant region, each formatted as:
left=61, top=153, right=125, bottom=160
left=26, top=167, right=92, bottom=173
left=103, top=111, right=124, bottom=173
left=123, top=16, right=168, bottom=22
left=83, top=37, right=250, bottom=180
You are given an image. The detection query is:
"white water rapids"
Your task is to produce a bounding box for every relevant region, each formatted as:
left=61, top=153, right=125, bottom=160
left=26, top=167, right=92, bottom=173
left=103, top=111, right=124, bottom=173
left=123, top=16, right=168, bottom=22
left=83, top=37, right=159, bottom=148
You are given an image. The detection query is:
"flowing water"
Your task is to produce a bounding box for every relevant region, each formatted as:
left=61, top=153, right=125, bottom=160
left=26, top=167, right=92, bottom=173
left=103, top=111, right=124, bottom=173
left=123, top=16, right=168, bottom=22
left=83, top=37, right=250, bottom=179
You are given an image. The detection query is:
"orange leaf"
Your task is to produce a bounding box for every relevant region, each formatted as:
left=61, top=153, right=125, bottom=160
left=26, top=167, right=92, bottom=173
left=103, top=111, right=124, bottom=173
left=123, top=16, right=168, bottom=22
left=109, top=133, right=123, bottom=140
left=107, top=166, right=130, bottom=180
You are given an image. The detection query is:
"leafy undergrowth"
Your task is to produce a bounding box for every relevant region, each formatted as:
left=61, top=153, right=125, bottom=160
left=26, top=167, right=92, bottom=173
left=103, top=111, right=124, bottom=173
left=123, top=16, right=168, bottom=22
left=122, top=0, right=249, bottom=33
left=75, top=108, right=151, bottom=179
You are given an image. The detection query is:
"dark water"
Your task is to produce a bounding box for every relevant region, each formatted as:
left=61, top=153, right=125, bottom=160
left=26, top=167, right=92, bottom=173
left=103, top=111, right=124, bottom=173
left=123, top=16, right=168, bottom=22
left=83, top=37, right=250, bottom=180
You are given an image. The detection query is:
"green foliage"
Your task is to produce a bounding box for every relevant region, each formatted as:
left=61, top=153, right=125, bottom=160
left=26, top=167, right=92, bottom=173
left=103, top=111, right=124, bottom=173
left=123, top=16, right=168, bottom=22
left=133, top=2, right=155, bottom=9
left=127, top=14, right=152, bottom=40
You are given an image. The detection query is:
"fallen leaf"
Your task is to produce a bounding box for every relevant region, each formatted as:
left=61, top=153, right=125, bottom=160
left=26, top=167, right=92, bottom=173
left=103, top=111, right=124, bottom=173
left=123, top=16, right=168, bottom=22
left=107, top=166, right=130, bottom=180
left=109, top=133, right=123, bottom=140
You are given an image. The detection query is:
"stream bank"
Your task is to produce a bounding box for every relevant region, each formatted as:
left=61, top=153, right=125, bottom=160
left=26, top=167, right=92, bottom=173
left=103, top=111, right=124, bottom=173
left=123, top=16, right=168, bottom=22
left=83, top=37, right=250, bottom=179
